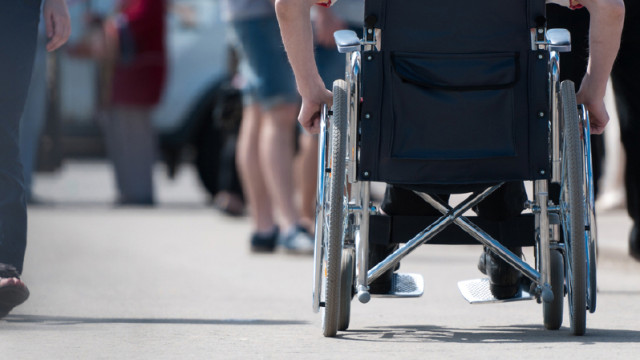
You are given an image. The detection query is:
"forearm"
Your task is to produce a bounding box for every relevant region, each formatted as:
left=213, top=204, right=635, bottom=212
left=580, top=0, right=625, bottom=97
left=275, top=0, right=325, bottom=98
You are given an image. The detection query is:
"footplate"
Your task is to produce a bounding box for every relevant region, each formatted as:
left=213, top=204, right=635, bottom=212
left=458, top=278, right=534, bottom=304
left=372, top=273, right=424, bottom=298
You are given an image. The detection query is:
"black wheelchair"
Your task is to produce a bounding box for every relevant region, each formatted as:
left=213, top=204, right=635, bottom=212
left=312, top=0, right=598, bottom=337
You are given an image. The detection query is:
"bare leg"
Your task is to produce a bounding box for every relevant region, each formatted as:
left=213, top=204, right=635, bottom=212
left=296, top=133, right=318, bottom=232
left=236, top=104, right=275, bottom=233
left=259, top=103, right=301, bottom=231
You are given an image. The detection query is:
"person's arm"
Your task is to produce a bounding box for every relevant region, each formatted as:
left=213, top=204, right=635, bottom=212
left=43, top=0, right=71, bottom=51
left=276, top=0, right=333, bottom=134
left=574, top=0, right=625, bottom=134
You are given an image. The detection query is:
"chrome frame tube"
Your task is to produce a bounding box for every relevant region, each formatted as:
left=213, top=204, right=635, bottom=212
left=417, top=190, right=542, bottom=285
left=367, top=185, right=503, bottom=284
left=347, top=51, right=360, bottom=183
left=535, top=179, right=552, bottom=295
left=355, top=181, right=371, bottom=303
left=550, top=51, right=562, bottom=183
left=312, top=105, right=329, bottom=313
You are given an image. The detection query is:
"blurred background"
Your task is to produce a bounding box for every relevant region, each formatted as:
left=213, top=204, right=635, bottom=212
left=32, top=0, right=626, bottom=210
left=33, top=0, right=240, bottom=206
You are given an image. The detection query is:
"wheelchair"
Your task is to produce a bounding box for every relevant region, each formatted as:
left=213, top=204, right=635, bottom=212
left=312, top=0, right=598, bottom=337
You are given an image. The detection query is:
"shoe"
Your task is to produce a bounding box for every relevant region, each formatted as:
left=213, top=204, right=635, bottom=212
left=478, top=246, right=522, bottom=299
left=279, top=225, right=314, bottom=255
left=629, top=223, right=640, bottom=262
left=0, top=264, right=30, bottom=319
left=250, top=227, right=279, bottom=253
left=368, top=243, right=399, bottom=294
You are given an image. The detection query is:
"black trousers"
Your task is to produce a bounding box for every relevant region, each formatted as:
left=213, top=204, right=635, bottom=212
left=0, top=0, right=41, bottom=273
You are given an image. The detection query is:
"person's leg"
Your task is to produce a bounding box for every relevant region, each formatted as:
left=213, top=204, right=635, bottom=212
left=295, top=133, right=318, bottom=231
left=103, top=106, right=156, bottom=205
left=235, top=15, right=312, bottom=253
left=474, top=181, right=528, bottom=299
left=19, top=31, right=47, bottom=203
left=236, top=104, right=276, bottom=234
left=0, top=0, right=42, bottom=317
left=260, top=103, right=302, bottom=231
left=213, top=133, right=245, bottom=216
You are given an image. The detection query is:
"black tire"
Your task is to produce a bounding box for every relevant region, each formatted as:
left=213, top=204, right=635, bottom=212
left=587, top=221, right=597, bottom=313
left=338, top=250, right=354, bottom=331
left=543, top=250, right=565, bottom=330
left=321, top=80, right=349, bottom=337
left=560, top=81, right=587, bottom=336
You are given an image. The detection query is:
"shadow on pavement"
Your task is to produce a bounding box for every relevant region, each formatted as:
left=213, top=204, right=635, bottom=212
left=3, top=314, right=307, bottom=326
left=335, top=324, right=640, bottom=344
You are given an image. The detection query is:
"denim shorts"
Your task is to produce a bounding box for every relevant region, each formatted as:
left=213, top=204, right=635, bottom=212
left=229, top=15, right=299, bottom=110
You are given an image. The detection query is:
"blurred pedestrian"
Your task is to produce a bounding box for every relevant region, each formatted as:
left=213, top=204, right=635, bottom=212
left=221, top=0, right=314, bottom=254
left=295, top=1, right=363, bottom=231
left=0, top=0, right=70, bottom=319
left=212, top=77, right=246, bottom=217
left=101, top=0, right=167, bottom=206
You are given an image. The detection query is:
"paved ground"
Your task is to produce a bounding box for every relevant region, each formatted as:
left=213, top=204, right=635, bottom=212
left=1, top=161, right=639, bottom=359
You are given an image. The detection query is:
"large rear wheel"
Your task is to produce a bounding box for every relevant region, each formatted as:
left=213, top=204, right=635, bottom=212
left=560, top=81, right=587, bottom=336
left=579, top=107, right=598, bottom=314
left=321, top=80, right=349, bottom=337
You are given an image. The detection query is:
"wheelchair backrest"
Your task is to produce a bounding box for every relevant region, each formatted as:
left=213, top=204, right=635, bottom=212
left=358, top=0, right=550, bottom=185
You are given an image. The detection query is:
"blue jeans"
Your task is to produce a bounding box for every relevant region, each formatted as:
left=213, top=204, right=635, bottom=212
left=0, top=0, right=41, bottom=273
left=20, top=31, right=48, bottom=201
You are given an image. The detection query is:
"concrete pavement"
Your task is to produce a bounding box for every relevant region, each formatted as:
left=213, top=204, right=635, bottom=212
left=1, top=161, right=639, bottom=359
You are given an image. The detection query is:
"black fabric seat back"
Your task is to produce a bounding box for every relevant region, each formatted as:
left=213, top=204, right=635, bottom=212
left=358, top=0, right=550, bottom=185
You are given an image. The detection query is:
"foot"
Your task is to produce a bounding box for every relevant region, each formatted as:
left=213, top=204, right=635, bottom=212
left=368, top=243, right=399, bottom=294
left=250, top=227, right=279, bottom=253
left=629, top=223, right=640, bottom=262
left=279, top=225, right=314, bottom=255
left=0, top=266, right=30, bottom=319
left=478, top=246, right=522, bottom=299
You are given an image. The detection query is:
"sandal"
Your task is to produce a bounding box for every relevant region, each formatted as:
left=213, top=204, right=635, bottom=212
left=0, top=264, right=30, bottom=319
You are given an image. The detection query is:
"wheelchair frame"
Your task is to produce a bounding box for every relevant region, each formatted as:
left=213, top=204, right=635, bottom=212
left=313, top=16, right=598, bottom=338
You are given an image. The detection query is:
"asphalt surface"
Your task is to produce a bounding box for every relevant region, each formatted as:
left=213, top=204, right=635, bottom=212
left=1, top=161, right=639, bottom=359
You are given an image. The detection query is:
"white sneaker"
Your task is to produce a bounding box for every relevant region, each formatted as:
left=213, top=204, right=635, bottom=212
left=280, top=226, right=314, bottom=255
